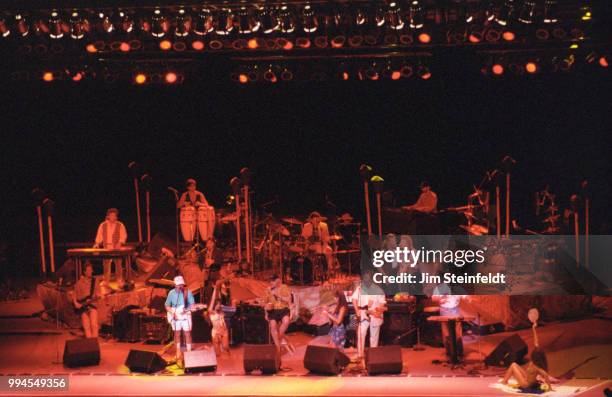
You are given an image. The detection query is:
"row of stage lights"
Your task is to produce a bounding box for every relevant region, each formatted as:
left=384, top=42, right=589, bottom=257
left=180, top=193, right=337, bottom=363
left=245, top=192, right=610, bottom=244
left=0, top=0, right=588, bottom=43
left=9, top=51, right=607, bottom=84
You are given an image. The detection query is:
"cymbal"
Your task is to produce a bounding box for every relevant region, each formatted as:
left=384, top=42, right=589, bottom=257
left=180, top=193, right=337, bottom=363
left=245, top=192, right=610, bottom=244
left=329, top=234, right=343, bottom=241
left=281, top=217, right=303, bottom=225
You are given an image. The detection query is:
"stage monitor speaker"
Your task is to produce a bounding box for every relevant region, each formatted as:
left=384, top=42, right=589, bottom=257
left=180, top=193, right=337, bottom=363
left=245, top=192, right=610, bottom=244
left=144, top=256, right=177, bottom=285
left=243, top=314, right=270, bottom=344
left=184, top=349, right=217, bottom=373
left=243, top=344, right=280, bottom=374
left=303, top=345, right=350, bottom=375
left=147, top=232, right=176, bottom=258
left=365, top=346, right=403, bottom=375
left=485, top=334, right=528, bottom=367
left=63, top=338, right=100, bottom=368
left=125, top=350, right=167, bottom=373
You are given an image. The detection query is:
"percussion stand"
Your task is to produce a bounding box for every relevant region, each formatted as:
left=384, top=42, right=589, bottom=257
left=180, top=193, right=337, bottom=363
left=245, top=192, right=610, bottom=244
left=43, top=198, right=56, bottom=273
left=169, top=188, right=180, bottom=256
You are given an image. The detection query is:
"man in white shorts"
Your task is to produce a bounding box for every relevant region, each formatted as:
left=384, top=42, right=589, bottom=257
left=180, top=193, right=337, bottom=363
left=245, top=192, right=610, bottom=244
left=165, top=276, right=195, bottom=365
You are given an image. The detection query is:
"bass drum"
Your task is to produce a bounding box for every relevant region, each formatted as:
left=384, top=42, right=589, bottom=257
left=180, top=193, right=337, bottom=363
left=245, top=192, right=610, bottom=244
left=180, top=205, right=196, bottom=242
left=289, top=255, right=313, bottom=285
left=197, top=206, right=216, bottom=241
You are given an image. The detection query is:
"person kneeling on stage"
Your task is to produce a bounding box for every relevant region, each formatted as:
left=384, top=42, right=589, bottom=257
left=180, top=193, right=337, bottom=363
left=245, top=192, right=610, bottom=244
left=94, top=208, right=127, bottom=286
left=501, top=349, right=554, bottom=392
left=73, top=262, right=100, bottom=339
left=264, top=275, right=295, bottom=355
left=323, top=290, right=349, bottom=350
left=206, top=286, right=230, bottom=356
left=165, top=276, right=195, bottom=366
left=351, top=270, right=387, bottom=361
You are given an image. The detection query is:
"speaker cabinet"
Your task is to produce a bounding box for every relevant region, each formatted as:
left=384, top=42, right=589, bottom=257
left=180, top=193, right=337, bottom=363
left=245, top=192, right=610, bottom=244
left=184, top=349, right=217, bottom=373
left=365, top=346, right=403, bottom=375
left=303, top=345, right=350, bottom=375
left=125, top=350, right=167, bottom=373
left=63, top=338, right=100, bottom=368
left=243, top=344, right=280, bottom=374
left=243, top=314, right=270, bottom=344
left=485, top=334, right=528, bottom=367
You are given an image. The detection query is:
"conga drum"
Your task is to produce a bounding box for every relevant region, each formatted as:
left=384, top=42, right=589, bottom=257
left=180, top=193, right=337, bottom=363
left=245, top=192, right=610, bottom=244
left=197, top=206, right=216, bottom=241
left=180, top=205, right=196, bottom=242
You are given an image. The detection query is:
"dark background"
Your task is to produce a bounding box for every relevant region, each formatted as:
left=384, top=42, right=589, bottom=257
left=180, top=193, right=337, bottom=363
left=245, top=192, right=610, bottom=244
left=1, top=72, right=610, bottom=275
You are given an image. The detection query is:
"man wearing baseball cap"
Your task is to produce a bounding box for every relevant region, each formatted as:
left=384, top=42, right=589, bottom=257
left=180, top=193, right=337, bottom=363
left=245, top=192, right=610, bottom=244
left=165, top=275, right=195, bottom=365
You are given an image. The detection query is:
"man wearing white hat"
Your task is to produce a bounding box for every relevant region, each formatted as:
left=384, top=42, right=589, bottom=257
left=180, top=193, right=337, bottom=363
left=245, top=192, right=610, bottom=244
left=165, top=275, right=195, bottom=365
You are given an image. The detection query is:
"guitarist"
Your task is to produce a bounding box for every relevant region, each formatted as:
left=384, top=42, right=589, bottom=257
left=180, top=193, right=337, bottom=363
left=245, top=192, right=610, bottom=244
left=351, top=270, right=387, bottom=361
left=165, top=276, right=195, bottom=365
left=72, top=262, right=99, bottom=338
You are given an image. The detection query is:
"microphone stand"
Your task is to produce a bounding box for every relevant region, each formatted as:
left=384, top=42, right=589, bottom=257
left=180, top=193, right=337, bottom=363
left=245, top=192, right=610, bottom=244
left=36, top=205, right=47, bottom=274
left=168, top=188, right=180, bottom=256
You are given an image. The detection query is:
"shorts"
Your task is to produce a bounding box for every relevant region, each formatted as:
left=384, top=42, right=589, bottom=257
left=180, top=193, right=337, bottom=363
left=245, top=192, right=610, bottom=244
left=171, top=318, right=192, bottom=332
left=267, top=308, right=290, bottom=322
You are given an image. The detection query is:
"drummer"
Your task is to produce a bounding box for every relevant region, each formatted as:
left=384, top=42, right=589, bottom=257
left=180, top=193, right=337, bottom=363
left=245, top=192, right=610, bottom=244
left=301, top=211, right=333, bottom=270
left=177, top=178, right=209, bottom=208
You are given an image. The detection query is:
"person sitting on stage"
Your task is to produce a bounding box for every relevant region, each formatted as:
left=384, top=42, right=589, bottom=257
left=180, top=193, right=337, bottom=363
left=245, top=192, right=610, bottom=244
left=351, top=270, right=387, bottom=361
left=501, top=349, right=554, bottom=392
left=72, top=262, right=100, bottom=338
left=323, top=290, right=349, bottom=350
left=165, top=275, right=195, bottom=366
left=206, top=286, right=230, bottom=356
left=177, top=178, right=209, bottom=208
left=264, top=275, right=295, bottom=354
left=301, top=211, right=333, bottom=273
left=402, top=181, right=438, bottom=213
left=94, top=208, right=127, bottom=286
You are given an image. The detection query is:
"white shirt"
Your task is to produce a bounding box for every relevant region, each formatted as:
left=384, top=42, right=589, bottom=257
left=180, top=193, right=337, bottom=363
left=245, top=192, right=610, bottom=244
left=351, top=284, right=386, bottom=326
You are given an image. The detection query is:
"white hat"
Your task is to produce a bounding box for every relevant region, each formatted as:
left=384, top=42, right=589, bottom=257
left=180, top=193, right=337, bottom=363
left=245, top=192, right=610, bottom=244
left=173, top=276, right=185, bottom=286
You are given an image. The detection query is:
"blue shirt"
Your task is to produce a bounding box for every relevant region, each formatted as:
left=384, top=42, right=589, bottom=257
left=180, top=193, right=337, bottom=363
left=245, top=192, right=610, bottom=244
left=165, top=288, right=195, bottom=308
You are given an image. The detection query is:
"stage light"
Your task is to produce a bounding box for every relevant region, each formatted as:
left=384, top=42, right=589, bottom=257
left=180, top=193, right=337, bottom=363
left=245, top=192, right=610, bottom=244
left=238, top=7, right=260, bottom=34
left=49, top=11, right=64, bottom=39
left=15, top=15, right=29, bottom=37
left=581, top=9, right=591, bottom=21
left=192, top=40, right=204, bottom=50
left=134, top=73, right=147, bottom=84
left=417, top=65, right=431, bottom=79
left=214, top=9, right=235, bottom=35
left=518, top=0, right=536, bottom=24
left=296, top=37, right=311, bottom=48
left=281, top=68, right=293, bottom=81
left=502, top=31, right=515, bottom=41
left=543, top=0, right=558, bottom=24
left=239, top=73, right=248, bottom=83
left=119, top=42, right=130, bottom=52
left=331, top=36, right=345, bottom=48
left=464, top=1, right=478, bottom=23
left=354, top=8, right=367, bottom=26
left=0, top=18, right=10, bottom=37
left=85, top=43, right=97, bottom=53
left=400, top=63, right=413, bottom=78
left=247, top=38, right=258, bottom=49
left=391, top=70, right=401, bottom=80
left=599, top=56, right=608, bottom=68
left=468, top=27, right=483, bottom=43
left=341, top=71, right=349, bottom=80
left=387, top=2, right=404, bottom=30
left=302, top=5, right=318, bottom=33
left=409, top=1, right=424, bottom=29
left=98, top=12, right=113, bottom=33
left=492, top=64, right=504, bottom=75
left=117, top=11, right=134, bottom=33
left=72, top=71, right=83, bottom=82
left=175, top=9, right=191, bottom=37
left=496, top=0, right=516, bottom=26
left=151, top=9, right=168, bottom=38
left=193, top=8, right=214, bottom=36
left=418, top=32, right=431, bottom=44
left=259, top=7, right=280, bottom=34
left=525, top=61, right=538, bottom=73
left=69, top=11, right=87, bottom=39
left=263, top=67, right=277, bottom=83
left=535, top=28, right=550, bottom=40
left=42, top=71, right=54, bottom=82
left=159, top=40, right=172, bottom=50
left=279, top=6, right=295, bottom=34
left=165, top=72, right=178, bottom=84
left=485, top=0, right=496, bottom=22
left=278, top=38, right=294, bottom=50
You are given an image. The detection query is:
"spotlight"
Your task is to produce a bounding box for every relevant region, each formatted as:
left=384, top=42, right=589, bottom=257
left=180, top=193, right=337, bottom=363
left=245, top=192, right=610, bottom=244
left=159, top=40, right=172, bottom=50
left=600, top=56, right=608, bottom=68
left=259, top=7, right=280, bottom=34
left=281, top=68, right=293, bottom=81
left=165, top=72, right=178, bottom=84
left=192, top=40, right=205, bottom=50
left=42, top=71, right=54, bottom=82
left=502, top=30, right=515, bottom=41
left=48, top=11, right=65, bottom=39
left=302, top=5, right=318, bottom=33
left=134, top=73, right=147, bottom=84
left=71, top=71, right=84, bottom=82
left=363, top=63, right=379, bottom=81
left=468, top=27, right=484, bottom=43
left=400, top=63, right=413, bottom=78
left=492, top=63, right=504, bottom=75
left=485, top=0, right=497, bottom=22
left=69, top=11, right=87, bottom=39
left=238, top=7, right=260, bottom=34
left=279, top=6, right=295, bottom=34
left=118, top=11, right=134, bottom=33
left=193, top=8, right=214, bottom=35
left=175, top=9, right=191, bottom=37
left=15, top=15, right=29, bottom=37
left=496, top=0, right=516, bottom=27
left=387, top=2, right=404, bottom=30
left=238, top=73, right=248, bottom=83
left=98, top=12, right=113, bottom=33
left=119, top=41, right=130, bottom=52
left=417, top=65, right=431, bottom=79
left=525, top=61, right=538, bottom=74
left=518, top=0, right=536, bottom=24
left=0, top=17, right=9, bottom=37
left=263, top=67, right=277, bottom=83
left=464, top=1, right=478, bottom=23
left=409, top=1, right=424, bottom=29
left=86, top=43, right=97, bottom=53
left=214, top=9, right=235, bottom=36
left=418, top=32, right=431, bottom=43
left=151, top=8, right=168, bottom=38
left=543, top=0, right=558, bottom=24
left=486, top=28, right=501, bottom=42
left=354, top=8, right=368, bottom=26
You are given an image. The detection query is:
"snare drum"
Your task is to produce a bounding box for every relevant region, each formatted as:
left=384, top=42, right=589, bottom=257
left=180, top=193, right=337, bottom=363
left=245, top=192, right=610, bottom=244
left=197, top=206, right=216, bottom=241
left=180, top=205, right=196, bottom=242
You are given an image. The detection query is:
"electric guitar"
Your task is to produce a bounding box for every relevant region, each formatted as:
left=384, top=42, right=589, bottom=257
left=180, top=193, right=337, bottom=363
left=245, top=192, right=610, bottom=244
left=74, top=296, right=99, bottom=315
left=166, top=303, right=207, bottom=324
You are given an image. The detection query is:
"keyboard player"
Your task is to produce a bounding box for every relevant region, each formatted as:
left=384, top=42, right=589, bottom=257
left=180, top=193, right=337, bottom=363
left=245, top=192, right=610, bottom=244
left=94, top=208, right=128, bottom=286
